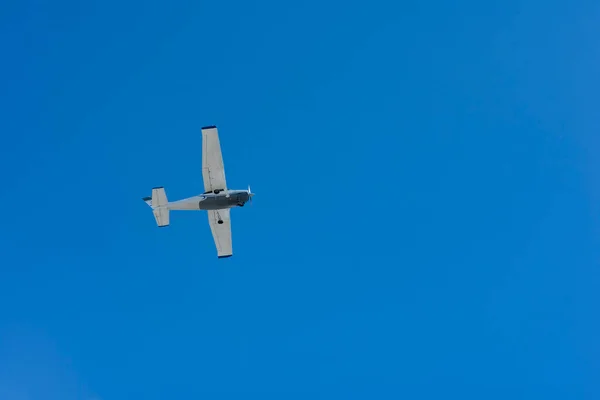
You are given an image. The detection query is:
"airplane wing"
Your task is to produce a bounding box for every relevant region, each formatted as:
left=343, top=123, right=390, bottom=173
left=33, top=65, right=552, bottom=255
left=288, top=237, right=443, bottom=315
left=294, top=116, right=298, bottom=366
left=208, top=208, right=232, bottom=258
left=201, top=126, right=227, bottom=193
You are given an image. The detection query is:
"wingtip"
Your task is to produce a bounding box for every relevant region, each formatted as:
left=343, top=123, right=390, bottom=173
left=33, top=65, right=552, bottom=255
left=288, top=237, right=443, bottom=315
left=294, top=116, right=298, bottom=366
left=218, top=254, right=232, bottom=259
left=202, top=125, right=217, bottom=130
left=142, top=196, right=151, bottom=201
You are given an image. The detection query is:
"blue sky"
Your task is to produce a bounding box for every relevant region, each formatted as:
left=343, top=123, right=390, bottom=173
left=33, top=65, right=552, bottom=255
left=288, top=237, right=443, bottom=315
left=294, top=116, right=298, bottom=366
left=1, top=0, right=599, bottom=398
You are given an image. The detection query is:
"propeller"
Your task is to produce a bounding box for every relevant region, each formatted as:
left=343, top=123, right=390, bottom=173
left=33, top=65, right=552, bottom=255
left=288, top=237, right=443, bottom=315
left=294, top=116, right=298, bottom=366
left=247, top=184, right=254, bottom=204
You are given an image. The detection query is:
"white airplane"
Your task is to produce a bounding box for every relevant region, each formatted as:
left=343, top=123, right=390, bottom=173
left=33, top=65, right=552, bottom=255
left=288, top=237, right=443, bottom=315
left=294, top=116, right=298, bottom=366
left=142, top=125, right=254, bottom=258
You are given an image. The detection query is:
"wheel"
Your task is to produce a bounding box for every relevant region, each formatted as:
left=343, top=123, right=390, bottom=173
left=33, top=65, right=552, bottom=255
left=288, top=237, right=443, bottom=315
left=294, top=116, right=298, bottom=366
left=218, top=220, right=223, bottom=224
left=214, top=189, right=221, bottom=194
left=238, top=203, right=244, bottom=207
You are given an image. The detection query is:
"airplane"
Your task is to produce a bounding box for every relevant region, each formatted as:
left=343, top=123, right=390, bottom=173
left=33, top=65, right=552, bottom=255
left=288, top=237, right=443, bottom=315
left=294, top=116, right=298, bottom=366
left=142, top=125, right=254, bottom=258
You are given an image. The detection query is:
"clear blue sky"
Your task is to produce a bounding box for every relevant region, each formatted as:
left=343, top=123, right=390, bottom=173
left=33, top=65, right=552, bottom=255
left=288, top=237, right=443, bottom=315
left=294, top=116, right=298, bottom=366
left=1, top=0, right=599, bottom=398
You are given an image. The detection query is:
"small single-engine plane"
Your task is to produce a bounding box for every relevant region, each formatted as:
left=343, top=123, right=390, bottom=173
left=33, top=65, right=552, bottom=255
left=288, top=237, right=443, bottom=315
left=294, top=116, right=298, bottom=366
left=143, top=125, right=254, bottom=258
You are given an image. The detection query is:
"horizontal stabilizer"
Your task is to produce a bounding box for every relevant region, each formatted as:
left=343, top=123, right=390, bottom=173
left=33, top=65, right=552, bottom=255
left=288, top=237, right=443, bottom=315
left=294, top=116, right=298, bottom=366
left=143, top=187, right=170, bottom=227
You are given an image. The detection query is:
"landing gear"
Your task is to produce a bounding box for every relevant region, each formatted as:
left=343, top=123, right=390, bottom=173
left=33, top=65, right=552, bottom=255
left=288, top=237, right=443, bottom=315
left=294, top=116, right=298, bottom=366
left=237, top=203, right=244, bottom=207
left=217, top=220, right=223, bottom=224
left=214, top=189, right=222, bottom=194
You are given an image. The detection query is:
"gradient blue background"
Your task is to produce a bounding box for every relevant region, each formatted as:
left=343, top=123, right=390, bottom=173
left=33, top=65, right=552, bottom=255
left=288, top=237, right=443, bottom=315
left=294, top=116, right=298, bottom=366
left=1, top=0, right=599, bottom=398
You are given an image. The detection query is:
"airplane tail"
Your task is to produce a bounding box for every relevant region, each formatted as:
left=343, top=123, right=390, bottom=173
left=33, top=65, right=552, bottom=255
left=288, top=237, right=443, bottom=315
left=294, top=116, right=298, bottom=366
left=142, top=187, right=170, bottom=227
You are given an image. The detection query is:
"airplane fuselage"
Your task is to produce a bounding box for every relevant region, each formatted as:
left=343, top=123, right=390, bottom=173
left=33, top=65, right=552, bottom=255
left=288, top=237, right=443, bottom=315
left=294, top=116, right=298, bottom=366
left=167, top=189, right=252, bottom=211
